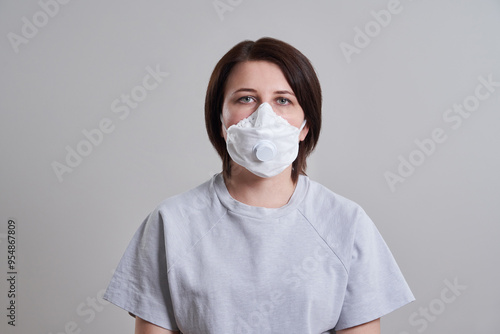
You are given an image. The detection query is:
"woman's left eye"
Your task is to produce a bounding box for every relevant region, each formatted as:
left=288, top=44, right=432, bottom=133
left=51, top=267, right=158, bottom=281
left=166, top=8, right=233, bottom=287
left=277, top=98, right=290, bottom=105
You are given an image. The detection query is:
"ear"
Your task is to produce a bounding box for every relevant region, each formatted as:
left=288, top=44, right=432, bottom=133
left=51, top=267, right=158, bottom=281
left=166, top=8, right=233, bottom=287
left=299, top=123, right=309, bottom=141
left=220, top=117, right=227, bottom=141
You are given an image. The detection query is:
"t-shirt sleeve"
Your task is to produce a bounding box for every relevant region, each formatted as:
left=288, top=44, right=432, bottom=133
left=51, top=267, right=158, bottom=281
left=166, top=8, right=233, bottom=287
left=335, top=209, right=415, bottom=331
left=103, top=210, right=179, bottom=331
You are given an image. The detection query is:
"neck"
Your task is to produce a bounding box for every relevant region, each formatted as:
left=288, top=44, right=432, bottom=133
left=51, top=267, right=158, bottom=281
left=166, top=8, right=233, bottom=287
left=223, top=164, right=296, bottom=208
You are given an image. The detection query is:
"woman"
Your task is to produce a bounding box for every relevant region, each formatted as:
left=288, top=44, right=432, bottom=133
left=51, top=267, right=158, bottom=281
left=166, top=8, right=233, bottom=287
left=104, top=37, right=414, bottom=334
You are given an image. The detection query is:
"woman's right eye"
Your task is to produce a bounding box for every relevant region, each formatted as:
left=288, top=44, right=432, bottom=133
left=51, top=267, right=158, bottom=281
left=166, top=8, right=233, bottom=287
left=238, top=96, right=254, bottom=103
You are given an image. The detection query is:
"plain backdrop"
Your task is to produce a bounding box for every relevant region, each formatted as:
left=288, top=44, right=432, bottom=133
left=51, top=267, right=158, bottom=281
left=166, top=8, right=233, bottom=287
left=1, top=0, right=499, bottom=333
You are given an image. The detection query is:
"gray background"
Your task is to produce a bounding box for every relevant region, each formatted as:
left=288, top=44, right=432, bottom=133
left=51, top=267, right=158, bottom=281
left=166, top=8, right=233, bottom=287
left=1, top=0, right=499, bottom=333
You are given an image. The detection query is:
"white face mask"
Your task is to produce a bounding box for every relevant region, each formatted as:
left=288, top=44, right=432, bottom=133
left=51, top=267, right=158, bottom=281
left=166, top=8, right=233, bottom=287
left=221, top=102, right=307, bottom=178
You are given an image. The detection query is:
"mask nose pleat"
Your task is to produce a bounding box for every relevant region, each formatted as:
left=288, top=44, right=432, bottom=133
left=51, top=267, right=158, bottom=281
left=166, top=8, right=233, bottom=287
left=254, top=102, right=275, bottom=127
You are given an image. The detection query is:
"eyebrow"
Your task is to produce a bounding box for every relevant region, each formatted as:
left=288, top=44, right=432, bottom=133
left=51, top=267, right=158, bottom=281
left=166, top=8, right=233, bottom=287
left=231, top=88, right=295, bottom=96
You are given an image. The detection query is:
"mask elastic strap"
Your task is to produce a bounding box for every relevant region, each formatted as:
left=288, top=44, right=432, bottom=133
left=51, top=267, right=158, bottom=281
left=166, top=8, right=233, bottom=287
left=220, top=114, right=228, bottom=132
left=299, top=119, right=307, bottom=131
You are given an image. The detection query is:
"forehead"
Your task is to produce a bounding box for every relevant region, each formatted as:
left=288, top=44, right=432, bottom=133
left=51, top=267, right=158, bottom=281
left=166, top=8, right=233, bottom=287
left=224, top=61, right=292, bottom=93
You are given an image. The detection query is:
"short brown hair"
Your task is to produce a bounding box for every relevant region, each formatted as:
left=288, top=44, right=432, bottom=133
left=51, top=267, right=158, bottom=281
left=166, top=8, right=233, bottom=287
left=205, top=37, right=322, bottom=183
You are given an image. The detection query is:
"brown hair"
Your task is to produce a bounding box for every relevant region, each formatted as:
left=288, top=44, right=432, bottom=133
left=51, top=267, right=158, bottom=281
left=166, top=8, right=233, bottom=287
left=205, top=37, right=322, bottom=183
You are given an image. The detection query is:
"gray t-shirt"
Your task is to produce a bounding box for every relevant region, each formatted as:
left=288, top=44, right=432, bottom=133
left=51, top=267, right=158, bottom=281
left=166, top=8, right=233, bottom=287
left=104, top=173, right=414, bottom=333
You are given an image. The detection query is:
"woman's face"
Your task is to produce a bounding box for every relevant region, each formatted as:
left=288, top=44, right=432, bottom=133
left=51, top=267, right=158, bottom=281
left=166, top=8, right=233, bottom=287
left=221, top=61, right=309, bottom=141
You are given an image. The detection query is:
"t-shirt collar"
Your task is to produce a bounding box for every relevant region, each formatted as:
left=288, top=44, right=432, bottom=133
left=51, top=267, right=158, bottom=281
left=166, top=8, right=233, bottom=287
left=212, top=172, right=308, bottom=219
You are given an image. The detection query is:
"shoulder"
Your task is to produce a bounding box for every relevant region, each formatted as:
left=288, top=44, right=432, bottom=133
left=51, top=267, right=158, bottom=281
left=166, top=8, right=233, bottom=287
left=141, top=175, right=225, bottom=234
left=137, top=176, right=218, bottom=232
left=300, top=177, right=365, bottom=223
left=150, top=174, right=226, bottom=233
left=299, top=177, right=371, bottom=265
left=144, top=175, right=227, bottom=270
left=156, top=176, right=216, bottom=215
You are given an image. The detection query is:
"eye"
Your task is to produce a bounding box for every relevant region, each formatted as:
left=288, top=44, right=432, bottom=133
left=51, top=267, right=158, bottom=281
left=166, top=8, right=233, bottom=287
left=238, top=96, right=255, bottom=103
left=276, top=97, right=291, bottom=105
